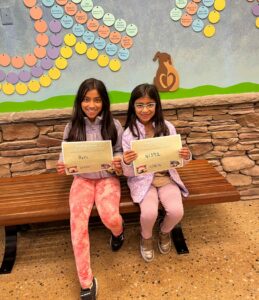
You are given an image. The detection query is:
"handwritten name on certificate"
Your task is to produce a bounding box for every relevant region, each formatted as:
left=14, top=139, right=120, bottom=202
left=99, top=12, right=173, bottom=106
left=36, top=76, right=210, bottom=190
left=131, top=135, right=183, bottom=176
left=62, top=141, right=113, bottom=175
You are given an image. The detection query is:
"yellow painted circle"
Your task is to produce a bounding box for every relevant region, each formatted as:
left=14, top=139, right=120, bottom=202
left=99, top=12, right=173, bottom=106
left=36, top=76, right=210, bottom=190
left=256, top=17, right=259, bottom=29
left=60, top=46, right=73, bottom=59
left=203, top=24, right=216, bottom=38
left=86, top=48, right=99, bottom=60
left=0, top=83, right=1, bottom=90
left=2, top=82, right=15, bottom=95
left=208, top=10, right=220, bottom=24
left=109, top=59, right=121, bottom=72
left=55, top=57, right=68, bottom=69
left=75, top=42, right=87, bottom=54
left=15, top=82, right=28, bottom=95
left=214, top=0, right=226, bottom=11
left=48, top=67, right=61, bottom=80
left=28, top=80, right=41, bottom=92
left=64, top=33, right=77, bottom=46
left=39, top=75, right=52, bottom=87
left=97, top=54, right=110, bottom=67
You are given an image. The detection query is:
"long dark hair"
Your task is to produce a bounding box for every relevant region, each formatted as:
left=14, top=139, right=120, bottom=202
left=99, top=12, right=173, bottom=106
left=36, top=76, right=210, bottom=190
left=66, top=78, right=118, bottom=145
left=125, top=83, right=169, bottom=138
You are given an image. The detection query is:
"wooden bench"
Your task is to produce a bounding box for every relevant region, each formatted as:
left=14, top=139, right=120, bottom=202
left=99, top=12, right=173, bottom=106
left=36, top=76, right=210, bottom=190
left=0, top=160, right=240, bottom=274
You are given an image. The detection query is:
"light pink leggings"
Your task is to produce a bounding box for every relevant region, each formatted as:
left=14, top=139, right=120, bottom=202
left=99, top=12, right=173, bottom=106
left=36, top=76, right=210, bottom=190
left=139, top=182, right=184, bottom=239
left=69, top=176, right=123, bottom=289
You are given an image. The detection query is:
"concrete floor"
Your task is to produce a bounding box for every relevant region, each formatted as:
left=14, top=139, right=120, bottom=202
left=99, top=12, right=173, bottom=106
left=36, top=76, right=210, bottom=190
left=0, top=200, right=258, bottom=300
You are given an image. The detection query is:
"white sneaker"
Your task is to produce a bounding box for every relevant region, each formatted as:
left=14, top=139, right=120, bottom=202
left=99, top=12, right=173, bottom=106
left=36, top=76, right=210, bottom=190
left=158, top=231, right=171, bottom=254
left=140, top=237, right=154, bottom=262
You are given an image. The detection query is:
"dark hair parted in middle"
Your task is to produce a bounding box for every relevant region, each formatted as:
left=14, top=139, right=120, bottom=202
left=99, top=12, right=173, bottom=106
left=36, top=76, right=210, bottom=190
left=124, top=83, right=169, bottom=138
left=66, top=78, right=118, bottom=145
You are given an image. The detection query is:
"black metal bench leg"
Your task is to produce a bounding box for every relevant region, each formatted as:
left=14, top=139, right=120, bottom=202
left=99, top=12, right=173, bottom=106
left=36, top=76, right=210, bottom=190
left=0, top=226, right=18, bottom=274
left=171, top=223, right=189, bottom=254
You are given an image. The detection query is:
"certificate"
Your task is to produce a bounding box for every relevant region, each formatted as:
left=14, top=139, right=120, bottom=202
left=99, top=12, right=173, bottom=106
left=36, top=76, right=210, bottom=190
left=62, top=141, right=113, bottom=175
left=131, top=135, right=183, bottom=176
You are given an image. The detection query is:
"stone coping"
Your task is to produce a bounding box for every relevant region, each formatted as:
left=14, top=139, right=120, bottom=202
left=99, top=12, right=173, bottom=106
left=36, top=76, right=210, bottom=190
left=1, top=93, right=259, bottom=124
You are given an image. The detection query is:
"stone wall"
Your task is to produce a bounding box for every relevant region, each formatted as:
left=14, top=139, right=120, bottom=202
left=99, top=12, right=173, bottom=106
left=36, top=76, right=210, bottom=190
left=1, top=93, right=259, bottom=200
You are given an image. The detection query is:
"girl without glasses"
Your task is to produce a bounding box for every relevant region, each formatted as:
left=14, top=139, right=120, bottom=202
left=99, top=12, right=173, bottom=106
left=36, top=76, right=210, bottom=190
left=57, top=78, right=124, bottom=300
left=122, top=83, right=191, bottom=262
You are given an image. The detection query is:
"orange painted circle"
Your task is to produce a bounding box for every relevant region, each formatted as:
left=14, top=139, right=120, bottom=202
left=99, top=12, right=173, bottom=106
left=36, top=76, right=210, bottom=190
left=180, top=13, right=192, bottom=27
left=23, top=0, right=36, bottom=8
left=86, top=19, right=99, bottom=31
left=75, top=10, right=88, bottom=24
left=65, top=2, right=77, bottom=16
left=11, top=56, right=25, bottom=69
left=34, top=46, right=47, bottom=59
left=34, top=20, right=48, bottom=33
left=24, top=54, right=37, bottom=66
left=56, top=0, right=68, bottom=5
left=186, top=2, right=198, bottom=15
left=109, top=31, right=121, bottom=44
left=0, top=53, right=11, bottom=67
left=98, top=25, right=110, bottom=38
left=121, top=36, right=133, bottom=49
left=36, top=33, right=49, bottom=46
left=30, top=6, right=43, bottom=20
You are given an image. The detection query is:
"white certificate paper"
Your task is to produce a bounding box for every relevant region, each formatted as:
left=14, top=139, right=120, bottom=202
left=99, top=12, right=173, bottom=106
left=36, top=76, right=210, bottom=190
left=62, top=141, right=113, bottom=175
left=131, top=134, right=183, bottom=176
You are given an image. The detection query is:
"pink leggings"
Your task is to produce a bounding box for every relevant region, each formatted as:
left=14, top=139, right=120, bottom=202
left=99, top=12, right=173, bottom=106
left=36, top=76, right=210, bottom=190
left=139, top=182, right=184, bottom=239
left=69, top=176, right=123, bottom=289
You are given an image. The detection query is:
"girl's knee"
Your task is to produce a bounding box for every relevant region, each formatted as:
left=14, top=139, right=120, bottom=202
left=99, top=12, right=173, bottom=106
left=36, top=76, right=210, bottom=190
left=101, top=214, right=122, bottom=230
left=167, top=206, right=184, bottom=222
left=141, top=209, right=158, bottom=223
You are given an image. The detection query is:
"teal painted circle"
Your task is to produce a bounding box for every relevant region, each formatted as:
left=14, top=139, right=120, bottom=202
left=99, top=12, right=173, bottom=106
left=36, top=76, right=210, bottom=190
left=105, top=43, right=118, bottom=56
left=118, top=48, right=129, bottom=61
left=175, top=0, right=187, bottom=9
left=197, top=6, right=209, bottom=19
left=51, top=5, right=64, bottom=19
left=81, top=0, right=93, bottom=12
left=61, top=15, right=74, bottom=28
left=72, top=24, right=85, bottom=36
left=170, top=8, right=182, bottom=21
left=202, top=0, right=214, bottom=7
left=92, top=6, right=104, bottom=19
left=192, top=19, right=204, bottom=32
left=126, top=24, right=138, bottom=37
left=94, top=37, right=106, bottom=50
left=103, top=13, right=115, bottom=26
left=42, top=0, right=55, bottom=7
left=83, top=31, right=95, bottom=43
left=114, top=19, right=127, bottom=32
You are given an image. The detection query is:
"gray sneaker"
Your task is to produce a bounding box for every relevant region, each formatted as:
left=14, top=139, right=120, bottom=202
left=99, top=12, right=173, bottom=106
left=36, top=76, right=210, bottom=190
left=158, top=231, right=171, bottom=254
left=140, top=237, right=154, bottom=262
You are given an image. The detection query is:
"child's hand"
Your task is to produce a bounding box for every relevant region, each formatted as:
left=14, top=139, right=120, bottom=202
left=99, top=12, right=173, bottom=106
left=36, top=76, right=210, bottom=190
left=112, top=156, right=122, bottom=174
left=123, top=150, right=137, bottom=165
left=179, top=147, right=191, bottom=160
left=56, top=161, right=66, bottom=174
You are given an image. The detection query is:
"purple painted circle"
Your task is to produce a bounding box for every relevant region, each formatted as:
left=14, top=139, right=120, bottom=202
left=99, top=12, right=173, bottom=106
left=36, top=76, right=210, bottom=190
left=47, top=46, right=60, bottom=59
left=6, top=72, right=19, bottom=84
left=31, top=66, right=44, bottom=78
left=49, top=20, right=62, bottom=33
left=0, top=70, right=6, bottom=81
left=19, top=70, right=32, bottom=82
left=50, top=33, right=63, bottom=46
left=40, top=57, right=54, bottom=70
left=252, top=4, right=259, bottom=17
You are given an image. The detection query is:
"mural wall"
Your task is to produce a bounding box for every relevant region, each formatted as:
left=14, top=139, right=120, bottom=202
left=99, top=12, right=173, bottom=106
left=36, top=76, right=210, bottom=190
left=0, top=0, right=259, bottom=112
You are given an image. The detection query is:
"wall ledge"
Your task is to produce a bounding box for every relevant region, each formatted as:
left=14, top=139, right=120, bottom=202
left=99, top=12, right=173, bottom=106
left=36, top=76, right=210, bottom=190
left=1, top=93, right=259, bottom=124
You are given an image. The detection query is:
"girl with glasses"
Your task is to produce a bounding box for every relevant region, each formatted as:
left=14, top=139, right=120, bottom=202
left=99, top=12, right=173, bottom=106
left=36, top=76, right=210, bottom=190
left=122, top=83, right=191, bottom=262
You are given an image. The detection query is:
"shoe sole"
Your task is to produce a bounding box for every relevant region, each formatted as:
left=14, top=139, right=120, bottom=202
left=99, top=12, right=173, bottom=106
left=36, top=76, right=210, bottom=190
left=140, top=241, right=154, bottom=262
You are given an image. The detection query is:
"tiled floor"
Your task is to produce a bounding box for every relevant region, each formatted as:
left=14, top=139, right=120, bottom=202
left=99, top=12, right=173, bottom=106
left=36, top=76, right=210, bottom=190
left=0, top=200, right=258, bottom=300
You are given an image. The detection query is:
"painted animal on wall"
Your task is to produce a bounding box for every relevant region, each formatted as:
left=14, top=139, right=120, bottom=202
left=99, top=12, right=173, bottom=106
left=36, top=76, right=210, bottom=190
left=153, top=51, right=179, bottom=92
